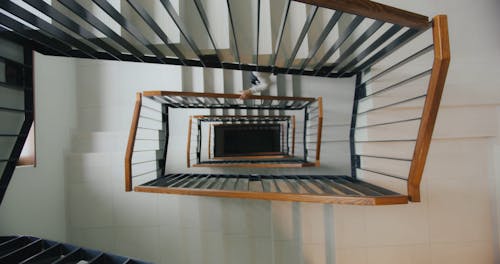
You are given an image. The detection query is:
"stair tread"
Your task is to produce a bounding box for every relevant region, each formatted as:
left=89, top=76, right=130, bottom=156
left=135, top=174, right=407, bottom=205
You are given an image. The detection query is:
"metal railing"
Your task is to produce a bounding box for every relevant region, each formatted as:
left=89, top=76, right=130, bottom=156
left=0, top=38, right=34, bottom=206
left=350, top=15, right=450, bottom=202
left=124, top=93, right=168, bottom=191
left=0, top=235, right=151, bottom=263
left=126, top=91, right=322, bottom=190
left=1, top=0, right=429, bottom=77
left=0, top=1, right=448, bottom=205
left=304, top=97, right=323, bottom=165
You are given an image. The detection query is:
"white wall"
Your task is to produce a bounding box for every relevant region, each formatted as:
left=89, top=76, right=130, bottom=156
left=0, top=53, right=77, bottom=241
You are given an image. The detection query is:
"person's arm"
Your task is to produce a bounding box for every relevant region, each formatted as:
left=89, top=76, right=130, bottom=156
left=240, top=72, right=269, bottom=99
left=248, top=79, right=268, bottom=93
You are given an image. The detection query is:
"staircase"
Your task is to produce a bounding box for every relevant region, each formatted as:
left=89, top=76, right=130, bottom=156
left=65, top=56, right=356, bottom=206
left=0, top=1, right=456, bottom=263
left=0, top=0, right=449, bottom=207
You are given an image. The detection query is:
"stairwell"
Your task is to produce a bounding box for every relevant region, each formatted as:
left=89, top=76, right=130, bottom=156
left=46, top=0, right=429, bottom=257
left=0, top=1, right=419, bottom=259
left=66, top=59, right=354, bottom=263
left=1, top=0, right=499, bottom=263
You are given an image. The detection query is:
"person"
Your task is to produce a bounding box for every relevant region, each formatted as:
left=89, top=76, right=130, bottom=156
left=240, top=71, right=271, bottom=99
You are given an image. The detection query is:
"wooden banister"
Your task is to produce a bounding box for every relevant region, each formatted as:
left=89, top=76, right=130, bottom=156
left=293, top=0, right=430, bottom=29
left=125, top=92, right=142, bottom=192
left=315, top=97, right=324, bottom=165
left=407, top=15, right=450, bottom=202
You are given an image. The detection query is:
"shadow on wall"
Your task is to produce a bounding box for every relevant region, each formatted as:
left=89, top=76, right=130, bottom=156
left=74, top=59, right=183, bottom=133
left=173, top=196, right=337, bottom=264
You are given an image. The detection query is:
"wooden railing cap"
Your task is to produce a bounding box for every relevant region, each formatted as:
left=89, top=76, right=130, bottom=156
left=293, top=0, right=430, bottom=29
left=432, top=15, right=451, bottom=61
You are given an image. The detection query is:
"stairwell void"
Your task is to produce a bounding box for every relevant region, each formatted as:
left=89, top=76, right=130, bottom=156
left=0, top=0, right=450, bottom=205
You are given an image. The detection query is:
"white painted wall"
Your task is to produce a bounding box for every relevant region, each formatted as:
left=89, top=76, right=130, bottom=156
left=0, top=53, right=77, bottom=241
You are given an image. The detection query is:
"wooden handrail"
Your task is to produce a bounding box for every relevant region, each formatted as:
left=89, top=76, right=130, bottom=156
left=293, top=0, right=430, bottom=29
left=143, top=90, right=317, bottom=102
left=124, top=92, right=142, bottom=192
left=187, top=116, right=193, bottom=168
left=315, top=97, right=324, bottom=165
left=407, top=15, right=450, bottom=202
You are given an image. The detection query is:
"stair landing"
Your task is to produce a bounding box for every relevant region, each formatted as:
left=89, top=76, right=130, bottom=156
left=135, top=174, right=408, bottom=205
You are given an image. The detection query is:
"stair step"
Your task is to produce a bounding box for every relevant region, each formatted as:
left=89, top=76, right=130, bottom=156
left=305, top=7, right=340, bottom=67
left=203, top=68, right=224, bottom=115
left=8, top=0, right=374, bottom=72
left=0, top=87, right=24, bottom=113
left=296, top=124, right=350, bottom=143
left=72, top=131, right=128, bottom=153
left=53, top=0, right=119, bottom=40
left=273, top=0, right=310, bottom=67
left=135, top=174, right=408, bottom=205
left=122, top=0, right=181, bottom=45
left=182, top=67, right=205, bottom=93
left=0, top=112, right=24, bottom=135
left=0, top=235, right=151, bottom=264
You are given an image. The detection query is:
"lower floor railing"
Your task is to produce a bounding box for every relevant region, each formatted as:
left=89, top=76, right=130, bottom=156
left=135, top=173, right=408, bottom=205
left=0, top=235, right=151, bottom=263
